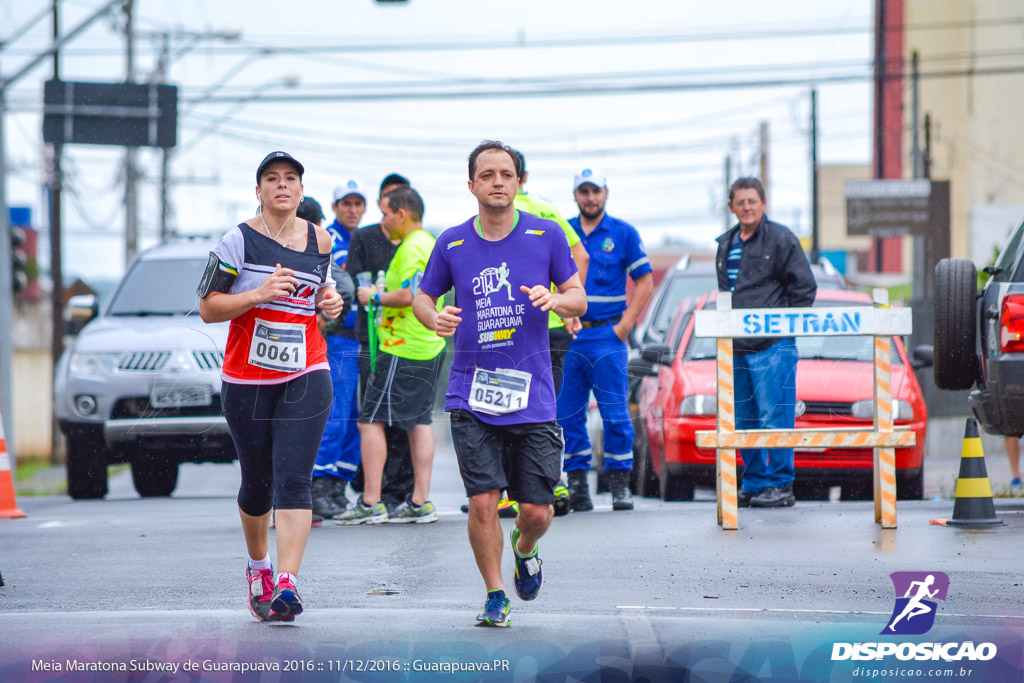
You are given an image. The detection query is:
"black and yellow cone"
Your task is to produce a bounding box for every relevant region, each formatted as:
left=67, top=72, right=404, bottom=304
left=946, top=418, right=1004, bottom=528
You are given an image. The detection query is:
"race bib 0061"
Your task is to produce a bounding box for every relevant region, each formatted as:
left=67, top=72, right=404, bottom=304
left=248, top=318, right=306, bottom=373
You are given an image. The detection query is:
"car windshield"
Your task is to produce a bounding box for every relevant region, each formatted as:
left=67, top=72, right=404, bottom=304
left=683, top=301, right=903, bottom=364
left=106, top=258, right=206, bottom=316
left=649, top=273, right=718, bottom=342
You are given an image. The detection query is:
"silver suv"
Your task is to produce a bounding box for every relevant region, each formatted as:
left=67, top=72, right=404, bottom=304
left=54, top=238, right=232, bottom=498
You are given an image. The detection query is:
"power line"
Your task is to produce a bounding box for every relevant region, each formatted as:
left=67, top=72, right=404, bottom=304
left=10, top=15, right=1024, bottom=57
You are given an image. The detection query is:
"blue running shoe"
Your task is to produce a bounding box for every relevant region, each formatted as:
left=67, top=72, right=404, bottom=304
left=268, top=574, right=303, bottom=622
left=475, top=590, right=511, bottom=627
left=510, top=527, right=543, bottom=601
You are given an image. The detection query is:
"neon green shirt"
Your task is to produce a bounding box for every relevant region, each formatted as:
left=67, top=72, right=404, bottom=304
left=378, top=228, right=445, bottom=360
left=514, top=190, right=580, bottom=329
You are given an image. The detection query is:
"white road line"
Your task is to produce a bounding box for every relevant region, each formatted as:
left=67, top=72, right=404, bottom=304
left=616, top=606, right=1024, bottom=620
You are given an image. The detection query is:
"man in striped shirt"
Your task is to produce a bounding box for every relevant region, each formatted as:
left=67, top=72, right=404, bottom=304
left=715, top=177, right=816, bottom=509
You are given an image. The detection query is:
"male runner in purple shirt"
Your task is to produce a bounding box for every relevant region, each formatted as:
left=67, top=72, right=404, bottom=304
left=413, top=140, right=586, bottom=627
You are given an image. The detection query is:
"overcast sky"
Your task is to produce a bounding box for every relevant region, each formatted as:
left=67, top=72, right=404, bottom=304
left=1, top=0, right=873, bottom=281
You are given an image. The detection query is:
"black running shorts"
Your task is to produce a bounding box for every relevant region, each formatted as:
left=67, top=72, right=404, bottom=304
left=360, top=350, right=441, bottom=430
left=449, top=409, right=564, bottom=505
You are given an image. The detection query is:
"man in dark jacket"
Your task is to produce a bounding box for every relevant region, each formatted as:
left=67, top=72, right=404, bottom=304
left=715, top=177, right=816, bottom=508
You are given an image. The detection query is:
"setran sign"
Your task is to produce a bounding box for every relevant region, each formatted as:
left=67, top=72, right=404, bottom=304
left=694, top=306, right=912, bottom=339
left=845, top=179, right=949, bottom=238
left=43, top=80, right=177, bottom=149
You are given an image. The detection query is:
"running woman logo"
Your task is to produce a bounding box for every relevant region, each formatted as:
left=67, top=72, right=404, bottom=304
left=882, top=571, right=949, bottom=635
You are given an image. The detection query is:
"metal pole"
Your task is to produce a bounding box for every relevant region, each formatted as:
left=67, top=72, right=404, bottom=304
left=0, top=74, right=15, bottom=470
left=123, top=0, right=138, bottom=264
left=810, top=88, right=819, bottom=264
left=50, top=0, right=66, bottom=465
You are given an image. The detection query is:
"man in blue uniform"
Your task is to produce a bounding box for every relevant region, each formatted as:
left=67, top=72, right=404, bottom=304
left=557, top=168, right=653, bottom=512
left=311, top=179, right=368, bottom=518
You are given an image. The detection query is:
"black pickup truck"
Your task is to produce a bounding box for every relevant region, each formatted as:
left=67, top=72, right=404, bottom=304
left=934, top=215, right=1024, bottom=436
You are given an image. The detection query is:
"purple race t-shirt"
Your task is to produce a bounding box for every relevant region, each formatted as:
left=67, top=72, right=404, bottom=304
left=419, top=211, right=577, bottom=425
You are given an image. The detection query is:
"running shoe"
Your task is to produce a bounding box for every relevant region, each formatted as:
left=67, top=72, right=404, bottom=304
left=246, top=565, right=274, bottom=622
left=1011, top=477, right=1023, bottom=494
left=268, top=574, right=303, bottom=622
left=497, top=497, right=519, bottom=519
left=475, top=589, right=511, bottom=628
left=387, top=499, right=438, bottom=524
left=332, top=498, right=389, bottom=525
left=509, top=527, right=543, bottom=601
left=552, top=476, right=571, bottom=517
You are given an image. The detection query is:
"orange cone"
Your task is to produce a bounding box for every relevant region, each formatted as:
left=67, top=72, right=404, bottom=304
left=0, top=415, right=26, bottom=519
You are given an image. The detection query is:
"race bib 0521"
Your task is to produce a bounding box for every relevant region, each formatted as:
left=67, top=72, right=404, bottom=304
left=469, top=367, right=531, bottom=415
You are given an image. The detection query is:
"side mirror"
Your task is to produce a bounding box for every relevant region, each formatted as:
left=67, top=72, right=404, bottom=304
left=66, top=294, right=98, bottom=335
left=640, top=343, right=673, bottom=366
left=627, top=326, right=639, bottom=349
left=911, top=344, right=934, bottom=370
left=628, top=355, right=660, bottom=379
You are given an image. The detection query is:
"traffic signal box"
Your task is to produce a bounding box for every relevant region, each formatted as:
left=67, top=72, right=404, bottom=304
left=8, top=208, right=38, bottom=303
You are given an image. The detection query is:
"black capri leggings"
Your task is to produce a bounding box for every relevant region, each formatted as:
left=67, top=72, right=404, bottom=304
left=222, top=370, right=333, bottom=515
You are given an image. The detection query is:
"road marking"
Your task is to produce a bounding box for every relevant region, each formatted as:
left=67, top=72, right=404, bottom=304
left=37, top=519, right=117, bottom=528
left=616, top=606, right=1024, bottom=620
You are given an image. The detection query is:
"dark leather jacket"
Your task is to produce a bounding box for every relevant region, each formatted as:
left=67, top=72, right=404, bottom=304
left=715, top=215, right=816, bottom=353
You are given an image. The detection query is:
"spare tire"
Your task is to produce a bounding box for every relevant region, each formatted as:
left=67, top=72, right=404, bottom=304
left=934, top=258, right=978, bottom=390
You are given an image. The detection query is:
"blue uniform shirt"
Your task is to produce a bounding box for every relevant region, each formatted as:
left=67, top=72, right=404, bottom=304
left=569, top=213, right=652, bottom=321
left=327, top=219, right=357, bottom=330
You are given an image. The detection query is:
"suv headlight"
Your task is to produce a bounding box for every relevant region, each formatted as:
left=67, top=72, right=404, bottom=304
left=850, top=398, right=914, bottom=421
left=69, top=352, right=119, bottom=376
left=679, top=394, right=717, bottom=416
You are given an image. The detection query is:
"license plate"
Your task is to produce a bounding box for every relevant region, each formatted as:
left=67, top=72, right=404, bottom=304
left=150, top=383, right=212, bottom=409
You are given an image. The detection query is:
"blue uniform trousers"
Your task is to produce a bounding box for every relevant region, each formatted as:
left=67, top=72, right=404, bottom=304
left=734, top=338, right=798, bottom=492
left=313, top=335, right=361, bottom=481
left=557, top=326, right=634, bottom=472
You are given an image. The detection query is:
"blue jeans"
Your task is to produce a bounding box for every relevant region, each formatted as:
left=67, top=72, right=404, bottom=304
left=313, top=335, right=361, bottom=481
left=734, top=338, right=798, bottom=492
left=557, top=326, right=634, bottom=472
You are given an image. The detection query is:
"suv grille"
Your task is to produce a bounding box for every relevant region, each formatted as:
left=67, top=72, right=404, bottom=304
left=112, top=395, right=223, bottom=419
left=118, top=351, right=170, bottom=371
left=193, top=351, right=224, bottom=370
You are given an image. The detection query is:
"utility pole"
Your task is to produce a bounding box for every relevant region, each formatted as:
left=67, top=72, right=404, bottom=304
left=910, top=50, right=926, bottom=300
left=157, top=32, right=171, bottom=240
left=872, top=0, right=886, bottom=272
left=49, top=0, right=66, bottom=465
left=0, top=0, right=124, bottom=468
left=810, top=88, right=819, bottom=264
left=123, top=0, right=138, bottom=264
left=923, top=113, right=932, bottom=179
left=758, top=121, right=769, bottom=201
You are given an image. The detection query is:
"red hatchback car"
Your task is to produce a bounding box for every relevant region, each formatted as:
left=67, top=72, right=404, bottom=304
left=633, top=289, right=927, bottom=502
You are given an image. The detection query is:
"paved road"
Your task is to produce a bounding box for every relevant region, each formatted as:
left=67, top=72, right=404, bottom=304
left=2, top=441, right=1022, bottom=681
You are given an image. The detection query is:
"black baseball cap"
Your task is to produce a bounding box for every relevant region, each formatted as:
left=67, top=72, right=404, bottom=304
left=296, top=196, right=324, bottom=224
left=257, top=151, right=304, bottom=183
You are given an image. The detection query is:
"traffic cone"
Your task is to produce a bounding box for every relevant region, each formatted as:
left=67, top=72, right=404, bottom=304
left=0, top=414, right=26, bottom=519
left=946, top=418, right=1003, bottom=528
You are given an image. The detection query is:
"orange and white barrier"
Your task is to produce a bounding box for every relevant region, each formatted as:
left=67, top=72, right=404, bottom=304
left=694, top=289, right=912, bottom=530
left=0, top=413, right=26, bottom=519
